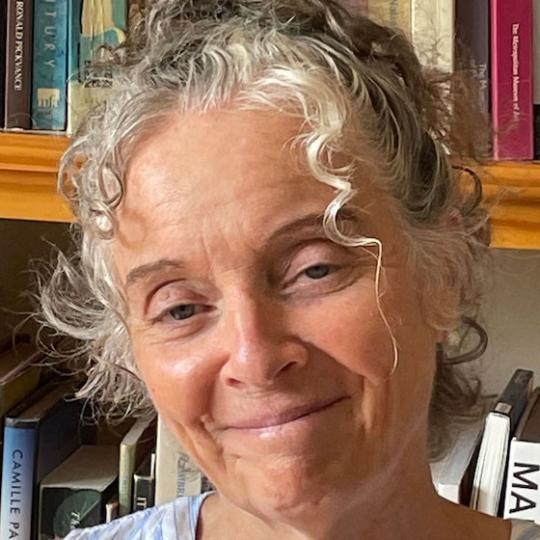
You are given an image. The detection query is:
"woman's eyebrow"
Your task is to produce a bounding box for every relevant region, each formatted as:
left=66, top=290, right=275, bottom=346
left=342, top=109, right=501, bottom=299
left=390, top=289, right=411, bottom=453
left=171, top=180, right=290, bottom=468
left=124, top=210, right=362, bottom=290
left=125, top=259, right=185, bottom=291
left=265, top=209, right=362, bottom=244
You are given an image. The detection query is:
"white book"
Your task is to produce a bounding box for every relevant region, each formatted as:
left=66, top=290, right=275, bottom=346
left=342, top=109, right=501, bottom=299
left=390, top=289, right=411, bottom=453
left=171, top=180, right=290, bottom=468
left=155, top=417, right=208, bottom=505
left=411, top=0, right=455, bottom=72
left=470, top=369, right=533, bottom=516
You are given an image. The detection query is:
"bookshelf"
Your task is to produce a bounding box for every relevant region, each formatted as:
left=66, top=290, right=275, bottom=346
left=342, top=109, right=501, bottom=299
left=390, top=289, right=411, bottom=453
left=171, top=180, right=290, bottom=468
left=0, top=132, right=539, bottom=250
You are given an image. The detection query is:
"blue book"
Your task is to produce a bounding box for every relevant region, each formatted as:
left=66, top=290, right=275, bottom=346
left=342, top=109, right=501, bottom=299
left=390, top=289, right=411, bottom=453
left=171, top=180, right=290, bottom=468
left=31, top=0, right=69, bottom=130
left=0, top=381, right=82, bottom=540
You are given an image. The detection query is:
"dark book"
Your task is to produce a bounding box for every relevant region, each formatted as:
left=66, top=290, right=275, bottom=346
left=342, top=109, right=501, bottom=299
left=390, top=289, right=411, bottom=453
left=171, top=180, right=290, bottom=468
left=0, top=3, right=7, bottom=126
left=5, top=0, right=34, bottom=129
left=39, top=445, right=119, bottom=539
left=455, top=0, right=491, bottom=156
left=0, top=380, right=82, bottom=540
left=430, top=414, right=486, bottom=504
left=132, top=451, right=155, bottom=512
left=470, top=369, right=534, bottom=517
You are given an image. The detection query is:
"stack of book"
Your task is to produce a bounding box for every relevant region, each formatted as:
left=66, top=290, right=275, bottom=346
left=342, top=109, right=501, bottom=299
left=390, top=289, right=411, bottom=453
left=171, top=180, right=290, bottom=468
left=1, top=0, right=539, bottom=162
left=0, top=334, right=213, bottom=538
left=0, top=0, right=133, bottom=133
left=430, top=367, right=540, bottom=530
left=351, top=0, right=539, bottom=161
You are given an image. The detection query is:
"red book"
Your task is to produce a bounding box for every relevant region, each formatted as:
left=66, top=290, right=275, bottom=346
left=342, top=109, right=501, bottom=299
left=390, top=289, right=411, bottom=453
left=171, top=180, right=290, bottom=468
left=491, top=0, right=534, bottom=161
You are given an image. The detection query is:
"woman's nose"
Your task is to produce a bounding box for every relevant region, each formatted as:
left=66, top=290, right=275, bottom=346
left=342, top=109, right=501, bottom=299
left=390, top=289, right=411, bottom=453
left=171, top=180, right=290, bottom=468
left=220, top=293, right=309, bottom=389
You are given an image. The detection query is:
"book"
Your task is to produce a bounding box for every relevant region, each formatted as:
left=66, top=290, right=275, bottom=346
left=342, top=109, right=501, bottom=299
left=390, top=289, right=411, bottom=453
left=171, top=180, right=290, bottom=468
left=0, top=380, right=82, bottom=540
left=31, top=0, right=69, bottom=130
left=155, top=417, right=213, bottom=505
left=430, top=415, right=485, bottom=504
left=491, top=0, right=534, bottom=160
left=455, top=0, right=491, bottom=154
left=5, top=0, right=34, bottom=129
left=38, top=445, right=119, bottom=539
left=0, top=3, right=7, bottom=127
left=470, top=369, right=534, bottom=517
left=503, top=388, right=540, bottom=523
left=132, top=451, right=155, bottom=512
left=366, top=0, right=411, bottom=36
left=66, top=0, right=128, bottom=135
left=66, top=0, right=81, bottom=135
left=118, top=413, right=156, bottom=516
left=411, top=0, right=455, bottom=72
left=534, top=0, right=540, bottom=159
left=105, top=494, right=119, bottom=522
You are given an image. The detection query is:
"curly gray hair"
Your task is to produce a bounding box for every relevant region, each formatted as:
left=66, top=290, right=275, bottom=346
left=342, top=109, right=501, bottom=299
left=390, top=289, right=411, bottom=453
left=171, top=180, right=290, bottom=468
left=38, top=0, right=491, bottom=459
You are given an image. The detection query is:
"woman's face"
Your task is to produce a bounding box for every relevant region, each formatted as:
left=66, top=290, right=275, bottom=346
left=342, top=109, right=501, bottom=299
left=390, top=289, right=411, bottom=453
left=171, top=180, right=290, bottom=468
left=114, top=109, right=441, bottom=520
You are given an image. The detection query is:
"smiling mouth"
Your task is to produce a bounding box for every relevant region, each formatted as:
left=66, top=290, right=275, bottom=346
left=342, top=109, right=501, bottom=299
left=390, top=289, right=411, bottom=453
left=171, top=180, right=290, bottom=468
left=227, top=396, right=348, bottom=431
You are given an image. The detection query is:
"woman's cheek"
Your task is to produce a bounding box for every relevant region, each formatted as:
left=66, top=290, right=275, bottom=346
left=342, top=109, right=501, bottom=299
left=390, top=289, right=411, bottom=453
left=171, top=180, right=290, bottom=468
left=289, top=287, right=397, bottom=381
left=132, top=338, right=214, bottom=424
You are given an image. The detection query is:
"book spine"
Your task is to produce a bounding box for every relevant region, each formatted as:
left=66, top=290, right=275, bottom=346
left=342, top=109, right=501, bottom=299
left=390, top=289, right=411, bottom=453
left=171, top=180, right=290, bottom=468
left=367, top=0, right=411, bottom=35
left=455, top=0, right=490, bottom=125
left=0, top=4, right=8, bottom=127
left=503, top=440, right=540, bottom=522
left=412, top=0, right=455, bottom=72
left=491, top=0, right=534, bottom=160
left=67, top=0, right=128, bottom=135
left=66, top=0, right=81, bottom=135
left=31, top=0, right=68, bottom=130
left=534, top=0, right=540, bottom=159
left=495, top=369, right=534, bottom=432
left=5, top=0, right=34, bottom=129
left=0, top=425, right=37, bottom=540
left=176, top=452, right=205, bottom=496
left=105, top=497, right=119, bottom=522
left=118, top=444, right=135, bottom=516
left=132, top=474, right=155, bottom=512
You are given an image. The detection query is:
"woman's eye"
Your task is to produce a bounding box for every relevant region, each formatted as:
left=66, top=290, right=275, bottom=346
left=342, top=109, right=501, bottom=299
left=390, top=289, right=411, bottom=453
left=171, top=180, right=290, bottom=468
left=168, top=304, right=198, bottom=321
left=304, top=264, right=333, bottom=280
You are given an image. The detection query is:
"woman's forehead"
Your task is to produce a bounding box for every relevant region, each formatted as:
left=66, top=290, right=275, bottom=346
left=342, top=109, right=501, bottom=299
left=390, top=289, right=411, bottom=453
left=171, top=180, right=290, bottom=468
left=119, top=109, right=342, bottom=227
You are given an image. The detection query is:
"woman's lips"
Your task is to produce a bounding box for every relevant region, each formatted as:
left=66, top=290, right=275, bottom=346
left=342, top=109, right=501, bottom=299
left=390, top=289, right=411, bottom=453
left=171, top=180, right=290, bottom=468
left=224, top=396, right=348, bottom=431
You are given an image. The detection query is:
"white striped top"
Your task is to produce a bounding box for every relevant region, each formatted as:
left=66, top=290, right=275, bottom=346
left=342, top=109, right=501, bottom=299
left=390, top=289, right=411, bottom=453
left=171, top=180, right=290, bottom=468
left=64, top=494, right=540, bottom=539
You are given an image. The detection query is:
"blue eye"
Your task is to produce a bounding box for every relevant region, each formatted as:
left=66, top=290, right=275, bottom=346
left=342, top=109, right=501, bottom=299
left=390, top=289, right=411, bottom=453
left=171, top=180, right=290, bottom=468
left=304, top=264, right=332, bottom=280
left=169, top=304, right=197, bottom=320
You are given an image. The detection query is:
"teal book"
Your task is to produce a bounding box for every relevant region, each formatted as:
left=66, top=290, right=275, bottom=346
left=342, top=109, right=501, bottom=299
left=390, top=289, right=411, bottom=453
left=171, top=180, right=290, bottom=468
left=32, top=0, right=69, bottom=130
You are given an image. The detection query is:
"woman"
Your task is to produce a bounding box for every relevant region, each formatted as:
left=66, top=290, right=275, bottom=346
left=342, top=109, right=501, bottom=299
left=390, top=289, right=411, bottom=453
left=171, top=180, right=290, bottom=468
left=40, top=1, right=540, bottom=538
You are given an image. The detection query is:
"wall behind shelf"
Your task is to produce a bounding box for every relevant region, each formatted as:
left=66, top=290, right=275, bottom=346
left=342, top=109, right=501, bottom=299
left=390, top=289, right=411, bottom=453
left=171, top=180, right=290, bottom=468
left=0, top=219, right=72, bottom=335
left=481, top=249, right=540, bottom=394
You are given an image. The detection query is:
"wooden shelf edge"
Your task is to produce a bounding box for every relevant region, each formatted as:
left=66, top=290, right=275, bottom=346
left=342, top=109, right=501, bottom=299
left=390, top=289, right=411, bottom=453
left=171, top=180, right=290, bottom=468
left=0, top=133, right=73, bottom=223
left=481, top=162, right=540, bottom=250
left=0, top=134, right=539, bottom=248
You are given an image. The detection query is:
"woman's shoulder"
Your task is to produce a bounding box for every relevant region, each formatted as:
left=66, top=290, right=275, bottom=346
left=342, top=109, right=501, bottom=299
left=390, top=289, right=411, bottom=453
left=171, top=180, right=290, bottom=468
left=510, top=519, right=540, bottom=540
left=64, top=493, right=211, bottom=540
